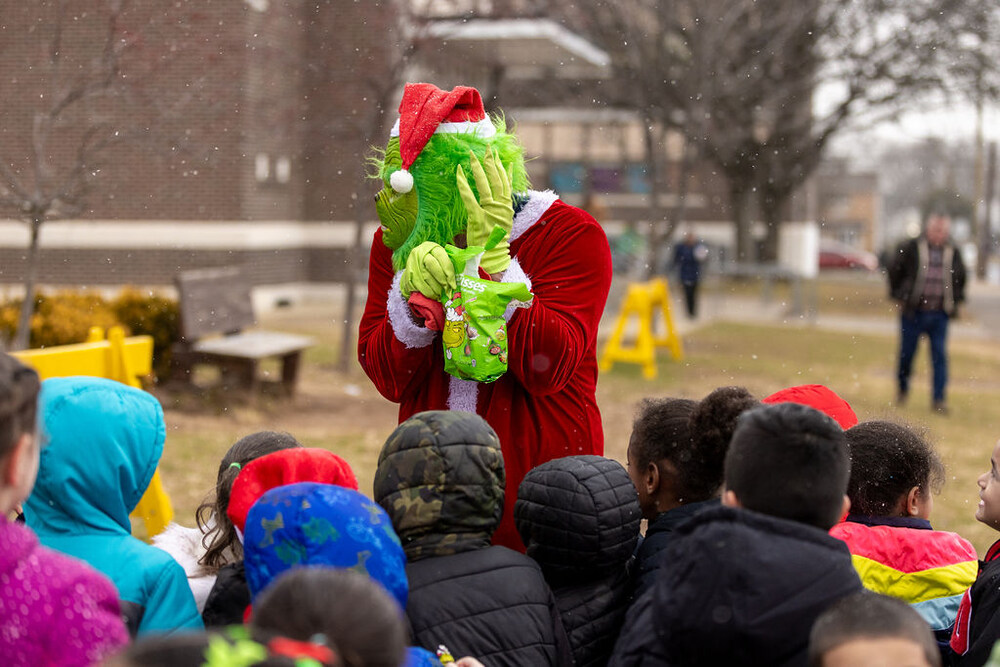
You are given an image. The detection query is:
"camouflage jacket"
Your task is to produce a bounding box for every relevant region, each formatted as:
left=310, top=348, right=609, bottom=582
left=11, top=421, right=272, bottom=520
left=374, top=410, right=505, bottom=562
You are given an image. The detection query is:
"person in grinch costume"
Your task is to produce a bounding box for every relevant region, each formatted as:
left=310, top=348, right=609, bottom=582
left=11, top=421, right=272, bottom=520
left=359, top=83, right=613, bottom=549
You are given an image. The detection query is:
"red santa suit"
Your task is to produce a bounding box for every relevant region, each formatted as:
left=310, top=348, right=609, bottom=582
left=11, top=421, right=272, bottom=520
left=359, top=189, right=612, bottom=548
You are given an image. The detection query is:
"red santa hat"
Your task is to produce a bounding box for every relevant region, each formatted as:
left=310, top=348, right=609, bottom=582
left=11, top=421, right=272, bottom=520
left=761, top=384, right=858, bottom=429
left=388, top=82, right=496, bottom=194
left=226, top=447, right=359, bottom=536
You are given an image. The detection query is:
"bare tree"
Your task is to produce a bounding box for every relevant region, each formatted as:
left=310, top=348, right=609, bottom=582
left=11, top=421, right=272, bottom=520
left=0, top=0, right=254, bottom=350
left=753, top=0, right=1000, bottom=260
left=0, top=1, right=134, bottom=349
left=555, top=0, right=1000, bottom=264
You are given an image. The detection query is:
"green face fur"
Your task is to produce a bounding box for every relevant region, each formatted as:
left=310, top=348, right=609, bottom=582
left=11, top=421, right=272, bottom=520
left=375, top=188, right=418, bottom=251
left=370, top=120, right=530, bottom=271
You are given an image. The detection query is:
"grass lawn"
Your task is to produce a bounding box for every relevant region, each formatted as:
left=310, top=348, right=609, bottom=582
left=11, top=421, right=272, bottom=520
left=151, top=283, right=1000, bottom=556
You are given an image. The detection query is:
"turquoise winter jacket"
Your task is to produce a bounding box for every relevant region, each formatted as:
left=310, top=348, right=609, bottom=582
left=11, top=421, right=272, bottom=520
left=24, top=376, right=202, bottom=637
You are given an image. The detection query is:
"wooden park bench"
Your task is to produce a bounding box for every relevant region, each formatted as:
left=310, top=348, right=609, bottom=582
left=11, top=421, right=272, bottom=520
left=171, top=266, right=314, bottom=396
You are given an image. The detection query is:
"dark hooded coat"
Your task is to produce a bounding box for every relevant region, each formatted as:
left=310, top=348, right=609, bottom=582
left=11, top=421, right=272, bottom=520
left=515, top=455, right=641, bottom=667
left=374, top=410, right=572, bottom=667
left=610, top=505, right=862, bottom=667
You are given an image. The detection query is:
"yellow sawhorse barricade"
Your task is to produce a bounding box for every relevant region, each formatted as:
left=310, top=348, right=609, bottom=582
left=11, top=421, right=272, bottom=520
left=599, top=278, right=684, bottom=379
left=12, top=326, right=174, bottom=538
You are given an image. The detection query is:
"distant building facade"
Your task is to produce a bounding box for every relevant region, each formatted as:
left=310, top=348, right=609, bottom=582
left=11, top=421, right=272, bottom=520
left=1, top=0, right=820, bottom=300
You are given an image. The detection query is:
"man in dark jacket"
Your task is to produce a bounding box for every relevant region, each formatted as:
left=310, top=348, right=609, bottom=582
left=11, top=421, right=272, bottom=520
left=670, top=231, right=707, bottom=318
left=888, top=213, right=966, bottom=413
left=373, top=410, right=573, bottom=667
left=515, top=455, right=641, bottom=667
left=610, top=403, right=863, bottom=667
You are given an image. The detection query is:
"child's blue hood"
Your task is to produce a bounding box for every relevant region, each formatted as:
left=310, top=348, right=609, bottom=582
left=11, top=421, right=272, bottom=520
left=24, top=376, right=165, bottom=536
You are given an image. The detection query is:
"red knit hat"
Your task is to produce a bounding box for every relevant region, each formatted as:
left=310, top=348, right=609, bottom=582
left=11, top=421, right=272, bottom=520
left=388, top=82, right=496, bottom=194
left=762, top=384, right=858, bottom=429
left=226, top=447, right=359, bottom=534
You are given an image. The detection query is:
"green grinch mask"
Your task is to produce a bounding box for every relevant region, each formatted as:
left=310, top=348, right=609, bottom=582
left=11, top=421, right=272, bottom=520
left=374, top=188, right=417, bottom=251
left=370, top=120, right=530, bottom=271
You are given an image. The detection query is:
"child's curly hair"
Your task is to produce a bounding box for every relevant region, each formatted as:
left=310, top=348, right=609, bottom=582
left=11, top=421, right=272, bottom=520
left=630, top=386, right=759, bottom=504
left=196, top=431, right=302, bottom=570
left=845, top=420, right=944, bottom=517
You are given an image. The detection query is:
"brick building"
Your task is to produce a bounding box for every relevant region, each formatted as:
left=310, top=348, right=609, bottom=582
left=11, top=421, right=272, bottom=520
left=0, top=0, right=809, bottom=302
left=0, top=1, right=400, bottom=299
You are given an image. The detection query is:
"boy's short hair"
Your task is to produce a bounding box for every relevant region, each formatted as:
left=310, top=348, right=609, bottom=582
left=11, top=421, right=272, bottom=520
left=844, top=420, right=944, bottom=516
left=808, top=592, right=941, bottom=667
left=725, top=403, right=849, bottom=530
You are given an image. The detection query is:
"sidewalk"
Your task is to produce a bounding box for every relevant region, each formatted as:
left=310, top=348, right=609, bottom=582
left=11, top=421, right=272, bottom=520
left=599, top=275, right=1000, bottom=343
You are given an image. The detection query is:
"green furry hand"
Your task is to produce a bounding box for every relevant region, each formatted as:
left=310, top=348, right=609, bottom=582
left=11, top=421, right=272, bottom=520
left=400, top=242, right=456, bottom=300
left=375, top=187, right=418, bottom=251
left=457, top=148, right=513, bottom=275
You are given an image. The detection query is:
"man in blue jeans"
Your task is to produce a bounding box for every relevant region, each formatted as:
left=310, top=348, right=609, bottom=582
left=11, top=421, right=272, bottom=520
left=888, top=213, right=966, bottom=413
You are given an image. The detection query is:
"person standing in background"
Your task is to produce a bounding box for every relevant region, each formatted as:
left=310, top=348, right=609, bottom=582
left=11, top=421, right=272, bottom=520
left=670, top=231, right=707, bottom=319
left=888, top=213, right=966, bottom=414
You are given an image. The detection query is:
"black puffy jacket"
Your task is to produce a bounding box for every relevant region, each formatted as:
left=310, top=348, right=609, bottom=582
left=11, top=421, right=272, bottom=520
left=201, top=561, right=249, bottom=628
left=632, top=498, right=718, bottom=598
left=374, top=410, right=573, bottom=667
left=611, top=505, right=862, bottom=667
left=515, top=455, right=642, bottom=667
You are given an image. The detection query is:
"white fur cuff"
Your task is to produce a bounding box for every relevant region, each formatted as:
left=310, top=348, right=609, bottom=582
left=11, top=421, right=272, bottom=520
left=388, top=272, right=437, bottom=348
left=511, top=189, right=558, bottom=242
left=501, top=258, right=534, bottom=321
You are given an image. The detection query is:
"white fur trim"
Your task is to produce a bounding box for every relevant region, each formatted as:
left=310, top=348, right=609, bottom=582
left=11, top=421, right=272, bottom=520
left=152, top=522, right=220, bottom=614
left=447, top=376, right=479, bottom=413
left=390, top=118, right=496, bottom=139
left=390, top=169, right=413, bottom=193
left=511, top=190, right=559, bottom=242
left=388, top=271, right=437, bottom=348
left=500, top=258, right=534, bottom=321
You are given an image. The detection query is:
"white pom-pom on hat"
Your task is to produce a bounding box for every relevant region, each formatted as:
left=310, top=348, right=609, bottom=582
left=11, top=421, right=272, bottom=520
left=390, top=169, right=414, bottom=194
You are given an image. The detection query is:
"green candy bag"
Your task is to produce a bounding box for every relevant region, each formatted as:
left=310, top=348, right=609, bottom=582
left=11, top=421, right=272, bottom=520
left=441, top=227, right=532, bottom=383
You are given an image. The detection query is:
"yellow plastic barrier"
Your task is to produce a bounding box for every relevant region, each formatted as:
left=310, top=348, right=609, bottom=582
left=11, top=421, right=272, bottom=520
left=12, top=326, right=174, bottom=538
left=599, top=278, right=684, bottom=379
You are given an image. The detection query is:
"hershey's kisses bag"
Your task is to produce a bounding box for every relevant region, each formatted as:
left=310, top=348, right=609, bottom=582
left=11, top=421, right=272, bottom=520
left=441, top=229, right=532, bottom=383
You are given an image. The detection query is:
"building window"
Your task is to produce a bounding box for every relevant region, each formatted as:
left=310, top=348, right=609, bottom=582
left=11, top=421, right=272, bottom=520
left=275, top=156, right=291, bottom=184
left=255, top=154, right=270, bottom=182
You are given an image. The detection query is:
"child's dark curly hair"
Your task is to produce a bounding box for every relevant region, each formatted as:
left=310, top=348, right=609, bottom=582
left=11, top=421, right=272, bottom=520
left=845, top=420, right=945, bottom=517
left=686, top=386, right=760, bottom=501
left=630, top=398, right=697, bottom=477
left=196, top=431, right=303, bottom=570
left=630, top=386, right=758, bottom=504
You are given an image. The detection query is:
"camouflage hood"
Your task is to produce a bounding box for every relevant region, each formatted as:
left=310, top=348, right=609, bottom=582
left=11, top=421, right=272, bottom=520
left=373, top=410, right=505, bottom=561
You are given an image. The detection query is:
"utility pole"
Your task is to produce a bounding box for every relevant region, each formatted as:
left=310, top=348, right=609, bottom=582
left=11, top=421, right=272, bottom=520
left=985, top=141, right=997, bottom=282
left=973, top=70, right=987, bottom=279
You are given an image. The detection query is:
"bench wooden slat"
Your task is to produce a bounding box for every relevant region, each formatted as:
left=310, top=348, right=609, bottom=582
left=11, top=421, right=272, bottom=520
left=171, top=265, right=315, bottom=396
left=192, top=331, right=314, bottom=360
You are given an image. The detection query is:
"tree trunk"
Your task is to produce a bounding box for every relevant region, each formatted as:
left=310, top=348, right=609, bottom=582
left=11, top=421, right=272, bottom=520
left=13, top=217, right=42, bottom=351
left=338, top=177, right=369, bottom=374
left=730, top=183, right=754, bottom=262
left=664, top=139, right=696, bottom=255
left=636, top=121, right=663, bottom=280
left=759, top=195, right=782, bottom=263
